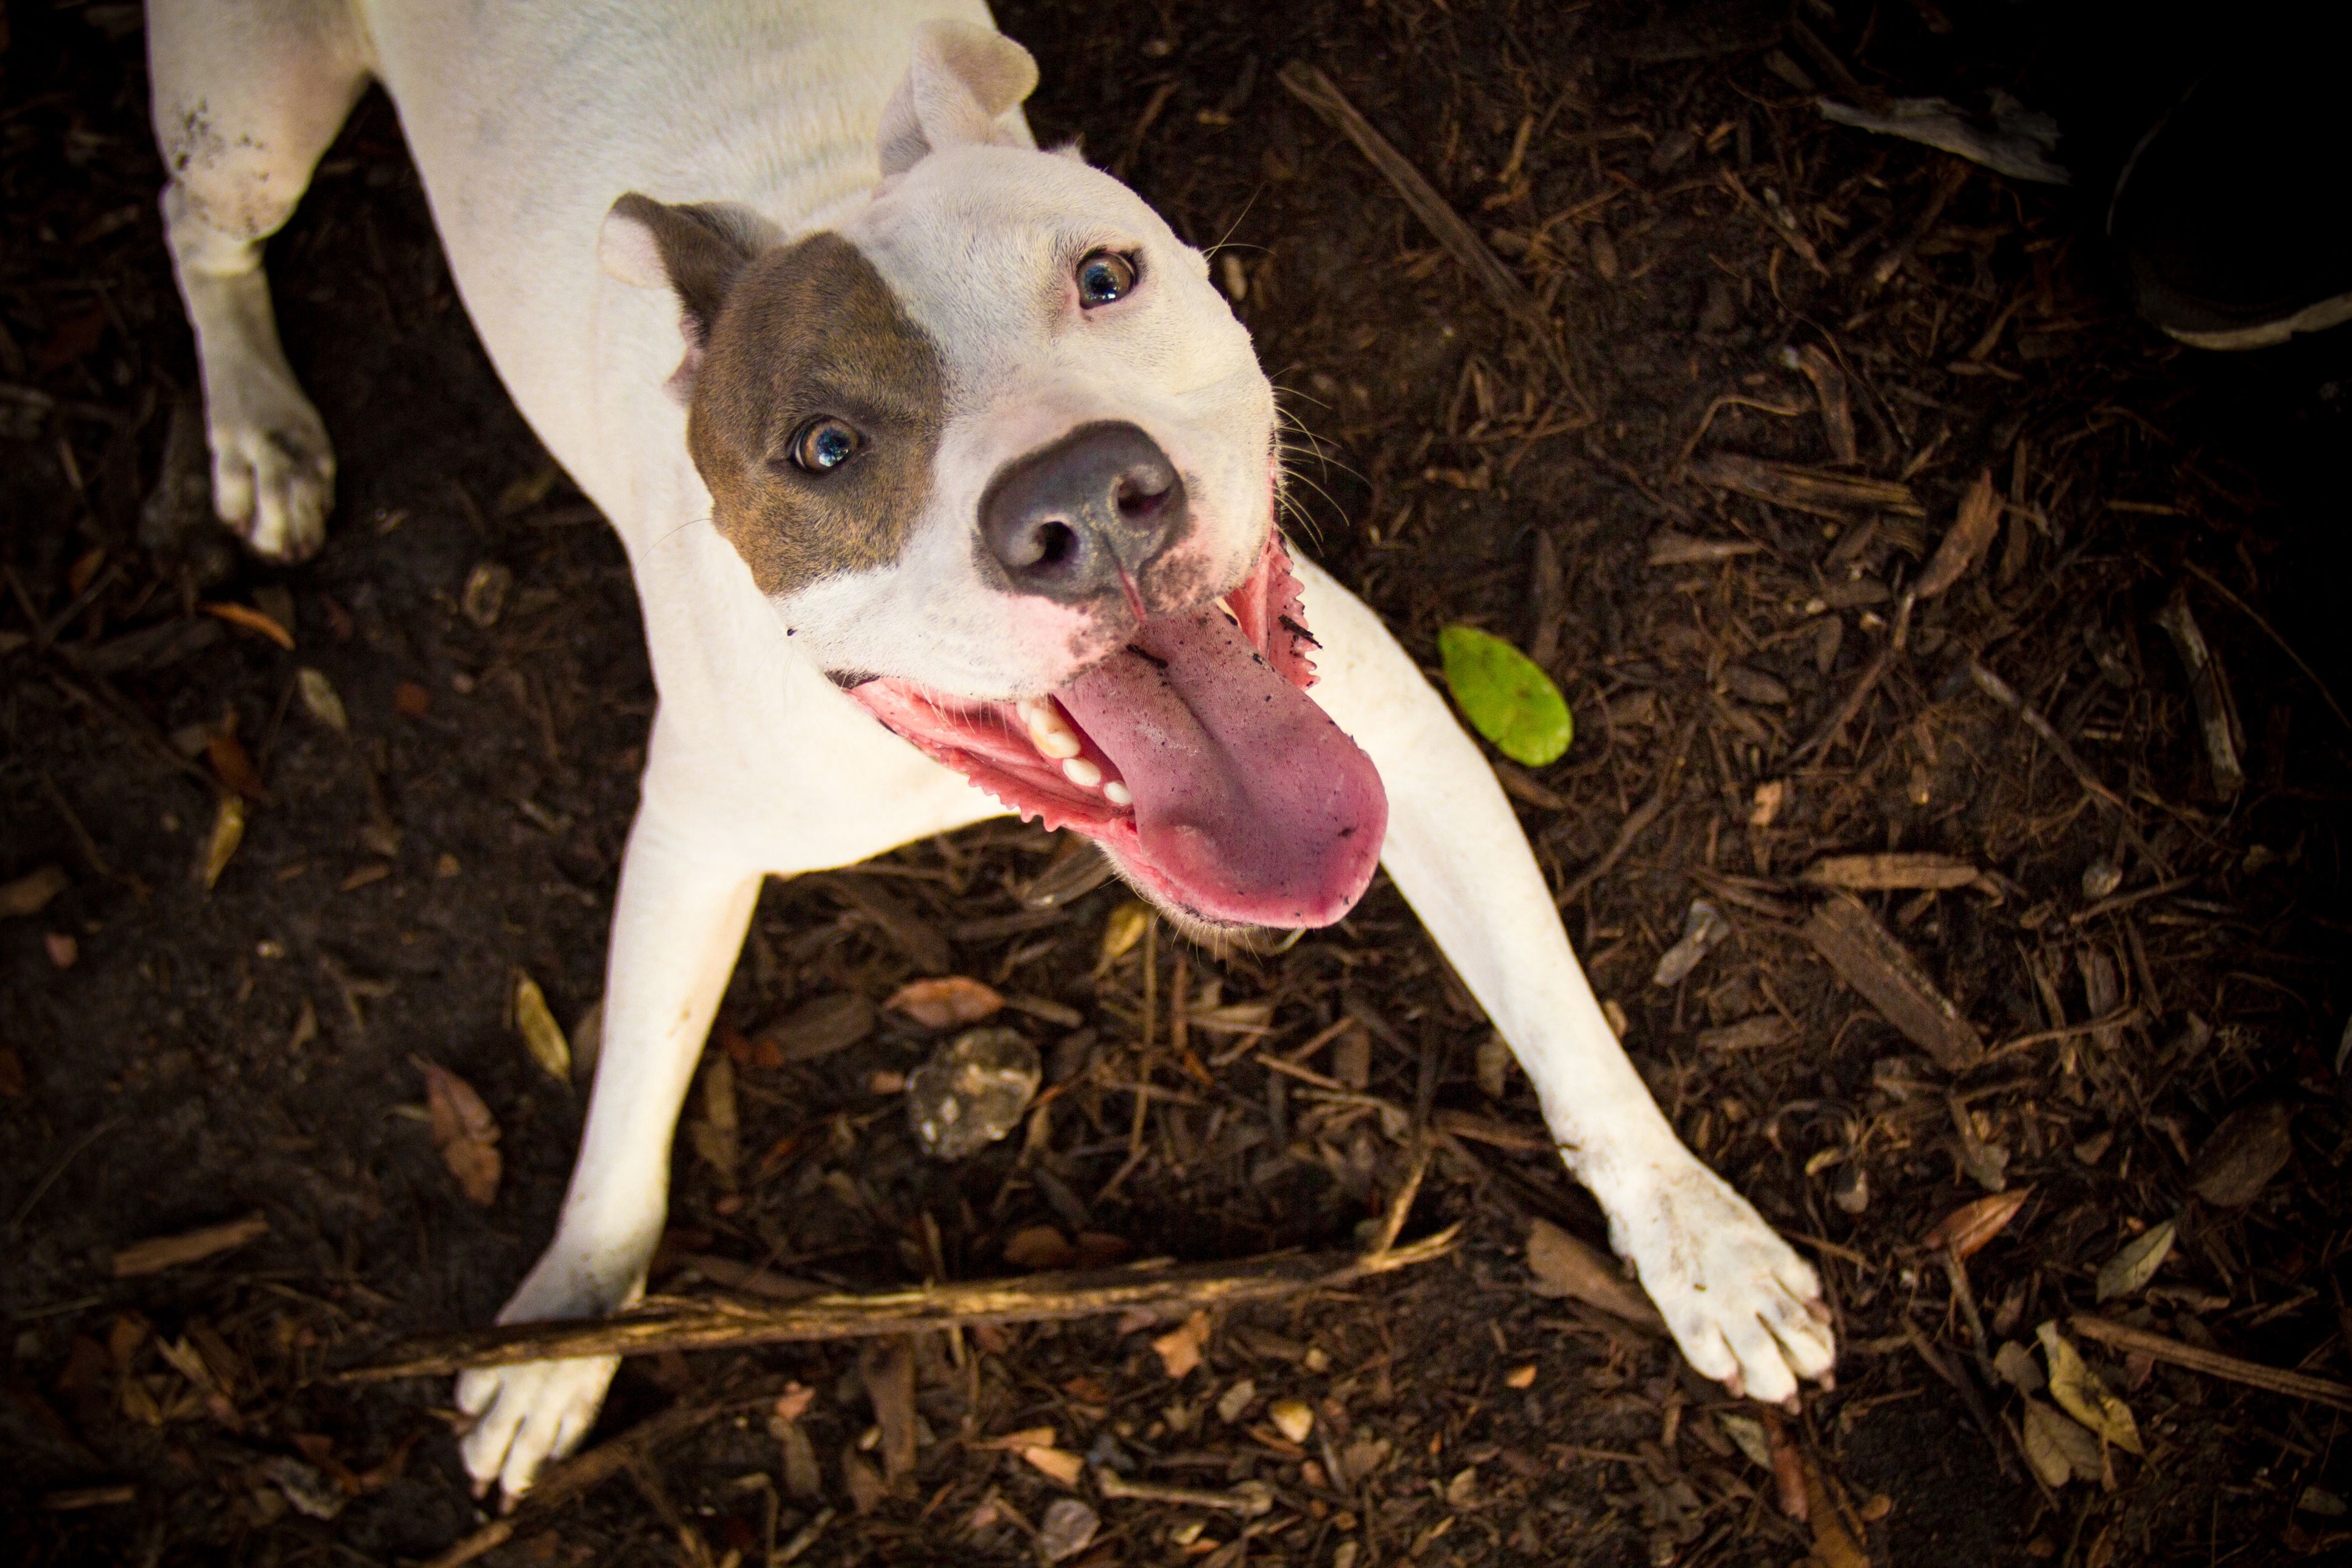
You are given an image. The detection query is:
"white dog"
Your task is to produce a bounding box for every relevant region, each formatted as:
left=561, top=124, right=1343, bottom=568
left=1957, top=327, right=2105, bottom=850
left=148, top=0, right=1835, bottom=1502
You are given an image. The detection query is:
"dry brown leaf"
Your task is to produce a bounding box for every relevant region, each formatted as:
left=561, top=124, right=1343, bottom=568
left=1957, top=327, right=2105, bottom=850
left=415, top=1058, right=500, bottom=1205
left=200, top=600, right=295, bottom=649
left=1914, top=467, right=2002, bottom=598
left=884, top=975, right=1004, bottom=1029
left=511, top=971, right=570, bottom=1081
left=205, top=733, right=267, bottom=800
left=1099, top=901, right=1150, bottom=965
left=1801, top=1451, right=1868, bottom=1568
left=1152, top=1309, right=1211, bottom=1379
left=1002, top=1225, right=1075, bottom=1270
left=295, top=668, right=348, bottom=733
left=2022, top=1397, right=2104, bottom=1486
left=196, top=794, right=245, bottom=891
left=2189, top=1101, right=2294, bottom=1208
left=0, top=864, right=69, bottom=919
left=1525, top=1217, right=1666, bottom=1329
left=1922, top=1187, right=2031, bottom=1261
left=1766, top=1413, right=1807, bottom=1521
left=2039, top=1321, right=2141, bottom=1454
left=2095, top=1220, right=2176, bottom=1303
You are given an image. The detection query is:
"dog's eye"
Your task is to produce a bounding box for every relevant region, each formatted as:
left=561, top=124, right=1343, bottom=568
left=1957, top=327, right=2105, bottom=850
left=1076, top=250, right=1137, bottom=308
left=788, top=418, right=861, bottom=474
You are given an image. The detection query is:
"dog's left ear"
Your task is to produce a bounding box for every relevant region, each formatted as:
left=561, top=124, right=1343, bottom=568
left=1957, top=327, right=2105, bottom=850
left=599, top=194, right=768, bottom=402
left=877, top=20, right=1038, bottom=178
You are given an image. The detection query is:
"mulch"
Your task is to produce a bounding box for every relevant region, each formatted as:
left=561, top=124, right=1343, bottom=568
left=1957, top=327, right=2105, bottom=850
left=4, top=2, right=2348, bottom=1565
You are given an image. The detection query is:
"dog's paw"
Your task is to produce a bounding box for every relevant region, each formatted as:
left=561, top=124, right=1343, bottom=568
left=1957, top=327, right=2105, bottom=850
left=454, top=1260, right=637, bottom=1506
left=1606, top=1156, right=1836, bottom=1407
left=455, top=1349, right=621, bottom=1506
left=204, top=388, right=334, bottom=562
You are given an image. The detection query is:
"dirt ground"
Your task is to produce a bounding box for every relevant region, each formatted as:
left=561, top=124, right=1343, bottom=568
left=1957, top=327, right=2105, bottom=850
left=5, top=1, right=2350, bottom=1564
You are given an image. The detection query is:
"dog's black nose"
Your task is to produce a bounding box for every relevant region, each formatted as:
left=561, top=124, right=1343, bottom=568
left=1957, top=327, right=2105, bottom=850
left=979, top=421, right=1187, bottom=601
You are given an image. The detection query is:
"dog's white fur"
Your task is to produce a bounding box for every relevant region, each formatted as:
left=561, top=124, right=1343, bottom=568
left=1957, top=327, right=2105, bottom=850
left=150, top=0, right=1835, bottom=1503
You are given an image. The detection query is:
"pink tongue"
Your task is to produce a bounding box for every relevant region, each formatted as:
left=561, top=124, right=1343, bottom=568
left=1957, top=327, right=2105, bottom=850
left=1058, top=609, right=1387, bottom=927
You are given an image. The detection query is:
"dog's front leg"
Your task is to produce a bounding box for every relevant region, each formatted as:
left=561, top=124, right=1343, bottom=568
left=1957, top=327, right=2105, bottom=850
left=1293, top=558, right=1835, bottom=1404
left=457, top=803, right=762, bottom=1503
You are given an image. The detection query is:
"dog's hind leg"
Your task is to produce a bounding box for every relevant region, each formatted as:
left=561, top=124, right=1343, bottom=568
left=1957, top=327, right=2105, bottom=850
left=147, top=0, right=371, bottom=561
left=456, top=786, right=763, bottom=1503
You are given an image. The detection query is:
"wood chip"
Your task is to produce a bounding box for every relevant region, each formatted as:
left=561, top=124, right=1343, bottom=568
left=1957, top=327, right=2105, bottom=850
left=1801, top=895, right=1983, bottom=1069
left=1647, top=531, right=1764, bottom=567
left=1688, top=452, right=1922, bottom=517
left=884, top=975, right=1003, bottom=1029
left=111, top=1212, right=268, bottom=1277
left=1912, top=468, right=2001, bottom=598
left=1801, top=852, right=1979, bottom=891
left=1696, top=1015, right=1794, bottom=1051
left=1785, top=344, right=1859, bottom=465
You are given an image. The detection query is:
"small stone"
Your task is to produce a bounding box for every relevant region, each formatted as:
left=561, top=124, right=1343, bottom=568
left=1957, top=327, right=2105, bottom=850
left=1830, top=1163, right=1869, bottom=1215
left=1504, top=1363, right=1538, bottom=1390
left=1217, top=1378, right=1256, bottom=1424
left=2080, top=858, right=2123, bottom=900
left=1475, top=1035, right=1513, bottom=1099
left=1038, top=1497, right=1100, bottom=1561
left=261, top=1457, right=345, bottom=1521
left=1270, top=1396, right=1314, bottom=1443
left=460, top=561, right=513, bottom=628
left=905, top=1027, right=1040, bottom=1160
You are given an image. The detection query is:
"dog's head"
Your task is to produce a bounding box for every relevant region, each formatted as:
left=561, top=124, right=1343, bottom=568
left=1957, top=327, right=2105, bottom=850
left=600, top=21, right=1383, bottom=931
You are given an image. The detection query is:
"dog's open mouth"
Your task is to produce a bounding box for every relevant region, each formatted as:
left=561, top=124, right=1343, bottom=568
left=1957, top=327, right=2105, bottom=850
left=851, top=533, right=1387, bottom=928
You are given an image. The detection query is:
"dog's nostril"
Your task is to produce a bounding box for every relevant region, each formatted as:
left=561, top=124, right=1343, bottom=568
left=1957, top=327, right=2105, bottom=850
left=1032, top=520, right=1077, bottom=567
left=1114, top=476, right=1167, bottom=519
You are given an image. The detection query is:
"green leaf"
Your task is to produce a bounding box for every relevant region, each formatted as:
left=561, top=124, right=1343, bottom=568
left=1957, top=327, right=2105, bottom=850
left=1438, top=625, right=1573, bottom=767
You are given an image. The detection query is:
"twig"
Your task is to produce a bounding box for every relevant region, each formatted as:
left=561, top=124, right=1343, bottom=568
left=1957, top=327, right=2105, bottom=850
left=2183, top=561, right=2352, bottom=737
left=2069, top=1316, right=2352, bottom=1413
left=1867, top=158, right=1968, bottom=289
left=1962, top=659, right=2126, bottom=814
left=422, top=1393, right=766, bottom=1567
left=1558, top=714, right=1698, bottom=906
left=342, top=1231, right=1460, bottom=1382
left=1900, top=1317, right=2013, bottom=1474
left=1275, top=61, right=1591, bottom=419
left=2155, top=586, right=2245, bottom=797
left=1970, top=1006, right=2146, bottom=1067
left=1791, top=589, right=1914, bottom=763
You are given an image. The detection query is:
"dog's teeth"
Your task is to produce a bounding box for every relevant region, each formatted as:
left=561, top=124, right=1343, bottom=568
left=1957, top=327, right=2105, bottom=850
left=1103, top=780, right=1133, bottom=807
left=1216, top=598, right=1242, bottom=626
left=1021, top=699, right=1083, bottom=760
left=1062, top=757, right=1102, bottom=789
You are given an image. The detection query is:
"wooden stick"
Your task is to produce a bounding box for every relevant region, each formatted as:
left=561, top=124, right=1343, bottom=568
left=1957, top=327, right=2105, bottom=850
left=1275, top=61, right=1591, bottom=418
left=341, top=1231, right=1460, bottom=1383
left=2068, top=1315, right=2352, bottom=1413
left=422, top=1393, right=765, bottom=1568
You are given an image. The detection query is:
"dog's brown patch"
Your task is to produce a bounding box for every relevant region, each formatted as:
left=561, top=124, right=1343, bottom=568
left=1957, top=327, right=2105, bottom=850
left=687, top=233, right=945, bottom=597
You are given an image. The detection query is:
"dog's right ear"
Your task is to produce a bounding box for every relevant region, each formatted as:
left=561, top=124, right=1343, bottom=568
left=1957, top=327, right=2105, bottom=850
left=876, top=20, right=1038, bottom=178
left=600, top=194, right=763, bottom=402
